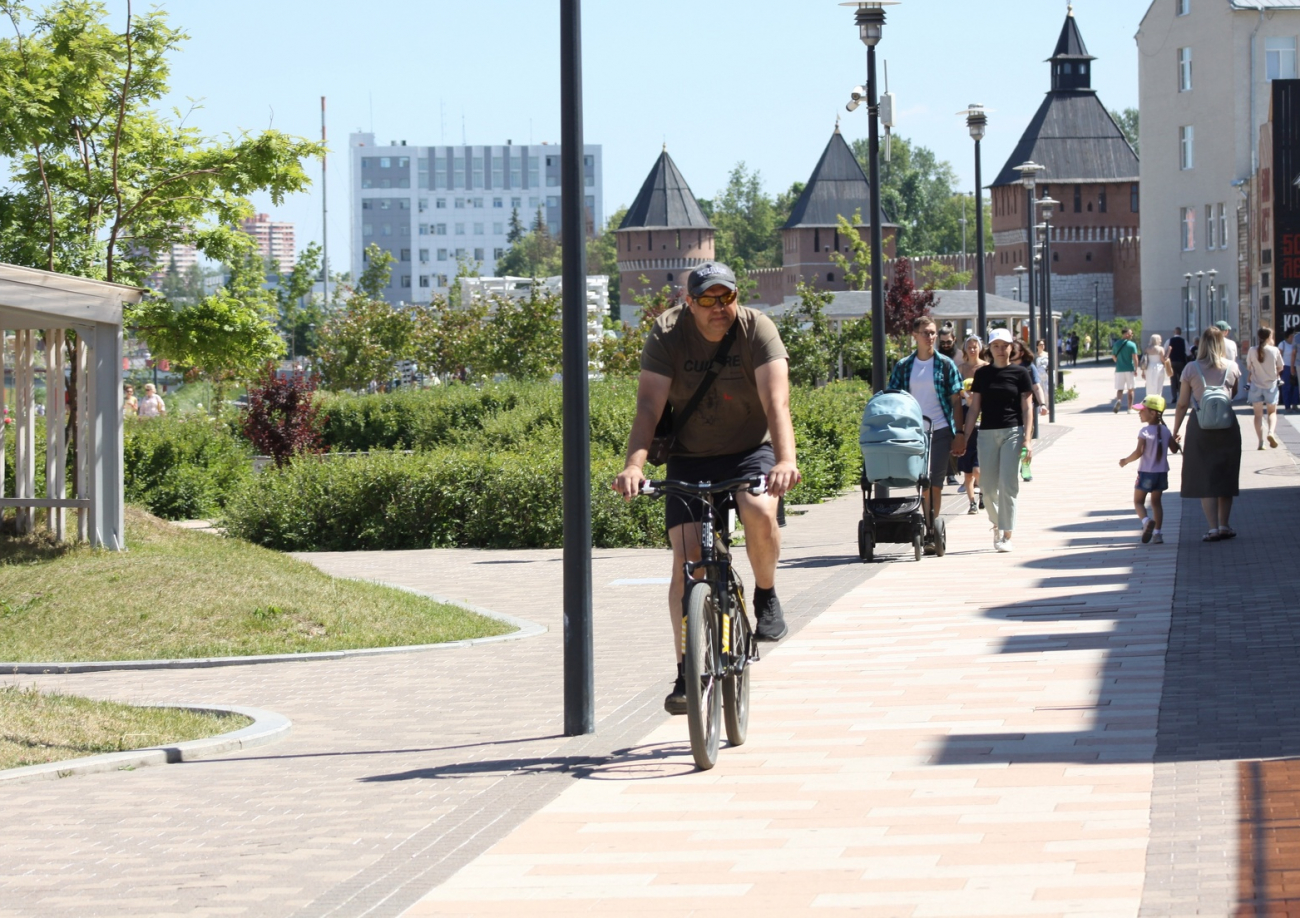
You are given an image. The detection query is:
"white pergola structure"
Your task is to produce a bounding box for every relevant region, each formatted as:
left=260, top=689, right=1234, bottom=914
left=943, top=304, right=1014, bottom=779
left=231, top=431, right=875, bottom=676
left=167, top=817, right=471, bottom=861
left=0, top=264, right=144, bottom=549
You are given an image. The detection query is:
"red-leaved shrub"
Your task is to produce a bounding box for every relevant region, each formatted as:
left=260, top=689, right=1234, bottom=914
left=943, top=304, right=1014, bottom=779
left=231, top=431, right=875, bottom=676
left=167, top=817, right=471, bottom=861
left=241, top=364, right=324, bottom=467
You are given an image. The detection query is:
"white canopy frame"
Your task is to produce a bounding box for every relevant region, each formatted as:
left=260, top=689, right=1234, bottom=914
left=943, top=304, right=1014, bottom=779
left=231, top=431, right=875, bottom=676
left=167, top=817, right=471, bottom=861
left=0, top=264, right=144, bottom=550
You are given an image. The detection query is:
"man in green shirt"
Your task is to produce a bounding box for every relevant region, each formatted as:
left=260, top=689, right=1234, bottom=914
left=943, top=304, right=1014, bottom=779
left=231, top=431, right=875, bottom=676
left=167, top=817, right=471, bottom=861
left=1111, top=327, right=1140, bottom=413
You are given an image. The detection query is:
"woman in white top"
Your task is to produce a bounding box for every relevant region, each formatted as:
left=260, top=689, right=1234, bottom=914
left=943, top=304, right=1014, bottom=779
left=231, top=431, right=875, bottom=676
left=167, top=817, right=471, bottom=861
left=1246, top=326, right=1285, bottom=450
left=1282, top=328, right=1299, bottom=412
left=1143, top=334, right=1170, bottom=403
left=137, top=383, right=167, bottom=419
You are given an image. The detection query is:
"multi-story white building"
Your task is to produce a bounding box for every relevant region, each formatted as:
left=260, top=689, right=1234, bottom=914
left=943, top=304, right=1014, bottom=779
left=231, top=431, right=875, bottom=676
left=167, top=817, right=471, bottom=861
left=241, top=213, right=296, bottom=271
left=1138, top=0, right=1300, bottom=339
left=349, top=133, right=603, bottom=304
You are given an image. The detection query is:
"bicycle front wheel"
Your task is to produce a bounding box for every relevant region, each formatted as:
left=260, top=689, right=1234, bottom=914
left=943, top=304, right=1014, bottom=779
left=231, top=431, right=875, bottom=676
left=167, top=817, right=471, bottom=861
left=684, top=581, right=722, bottom=770
left=723, top=599, right=751, bottom=747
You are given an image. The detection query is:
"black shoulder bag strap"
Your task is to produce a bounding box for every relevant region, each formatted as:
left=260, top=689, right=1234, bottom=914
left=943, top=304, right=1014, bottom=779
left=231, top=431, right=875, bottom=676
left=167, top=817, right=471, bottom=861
left=649, top=320, right=740, bottom=463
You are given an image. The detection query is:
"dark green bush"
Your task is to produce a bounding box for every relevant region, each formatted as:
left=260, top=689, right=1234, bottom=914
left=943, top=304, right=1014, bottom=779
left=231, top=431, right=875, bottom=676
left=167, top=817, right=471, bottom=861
left=124, top=416, right=252, bottom=520
left=222, top=448, right=664, bottom=551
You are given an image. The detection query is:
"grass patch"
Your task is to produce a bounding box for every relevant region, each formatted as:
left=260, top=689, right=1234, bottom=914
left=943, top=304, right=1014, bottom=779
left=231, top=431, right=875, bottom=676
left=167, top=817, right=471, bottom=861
left=0, top=508, right=512, bottom=662
left=0, top=684, right=253, bottom=770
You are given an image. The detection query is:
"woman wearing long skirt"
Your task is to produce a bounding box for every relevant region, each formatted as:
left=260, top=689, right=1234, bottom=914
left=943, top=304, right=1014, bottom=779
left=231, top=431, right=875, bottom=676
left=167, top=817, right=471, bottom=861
left=963, top=329, right=1034, bottom=552
left=1172, top=327, right=1242, bottom=542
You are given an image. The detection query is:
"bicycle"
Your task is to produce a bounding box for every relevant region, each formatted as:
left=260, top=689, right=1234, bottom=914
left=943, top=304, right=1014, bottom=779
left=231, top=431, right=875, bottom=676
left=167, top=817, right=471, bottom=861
left=640, top=474, right=767, bottom=770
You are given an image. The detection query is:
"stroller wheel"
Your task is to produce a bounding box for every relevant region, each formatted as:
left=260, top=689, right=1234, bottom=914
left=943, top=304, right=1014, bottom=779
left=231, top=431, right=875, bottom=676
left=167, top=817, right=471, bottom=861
left=858, top=519, right=874, bottom=563
left=913, top=535, right=923, bottom=562
left=933, top=516, right=947, bottom=558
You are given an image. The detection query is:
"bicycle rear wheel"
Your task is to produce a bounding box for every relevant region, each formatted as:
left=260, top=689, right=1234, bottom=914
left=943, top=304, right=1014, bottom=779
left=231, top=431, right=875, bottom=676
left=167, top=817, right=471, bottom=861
left=723, top=597, right=751, bottom=747
left=684, top=581, right=722, bottom=770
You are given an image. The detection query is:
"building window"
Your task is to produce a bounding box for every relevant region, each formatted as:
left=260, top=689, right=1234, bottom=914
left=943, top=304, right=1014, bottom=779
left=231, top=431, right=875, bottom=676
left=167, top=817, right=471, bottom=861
left=419, top=198, right=428, bottom=213
left=511, top=197, right=522, bottom=208
left=827, top=273, right=835, bottom=283
left=1099, top=187, right=1108, bottom=213
left=1131, top=184, right=1140, bottom=213
left=435, top=224, right=447, bottom=235
left=1218, top=203, right=1228, bottom=248
left=455, top=223, right=465, bottom=234
left=380, top=157, right=391, bottom=168
left=380, top=178, right=391, bottom=189
left=437, top=248, right=448, bottom=260
left=1074, top=184, right=1082, bottom=213
left=419, top=275, right=430, bottom=288
left=494, top=248, right=505, bottom=259
left=362, top=200, right=373, bottom=210
left=381, top=225, right=392, bottom=237
left=362, top=178, right=374, bottom=189
left=1178, top=48, right=1192, bottom=91
left=419, top=224, right=429, bottom=235
left=363, top=223, right=373, bottom=237
left=529, top=197, right=540, bottom=208
left=400, top=224, right=409, bottom=236
left=436, top=198, right=447, bottom=209
left=547, top=175, right=560, bottom=187
left=419, top=249, right=429, bottom=263
left=454, top=198, right=465, bottom=209
left=474, top=223, right=484, bottom=235
left=398, top=199, right=410, bottom=210
left=472, top=197, right=484, bottom=208
left=400, top=248, right=411, bottom=262
left=400, top=275, right=411, bottom=288
left=1206, top=204, right=1215, bottom=249
left=493, top=222, right=504, bottom=234
left=1084, top=252, right=1091, bottom=262
left=1268, top=37, right=1298, bottom=81
left=397, top=157, right=409, bottom=169
left=494, top=198, right=503, bottom=208
left=1180, top=206, right=1196, bottom=251
left=1177, top=0, right=1189, bottom=15
left=474, top=248, right=485, bottom=261
left=1179, top=125, right=1194, bottom=170
left=547, top=196, right=559, bottom=207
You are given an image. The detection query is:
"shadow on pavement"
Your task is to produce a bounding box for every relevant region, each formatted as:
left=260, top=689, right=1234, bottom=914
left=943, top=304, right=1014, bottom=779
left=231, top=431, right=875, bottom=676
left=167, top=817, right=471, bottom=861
left=933, top=483, right=1300, bottom=767
left=358, top=741, right=697, bottom=783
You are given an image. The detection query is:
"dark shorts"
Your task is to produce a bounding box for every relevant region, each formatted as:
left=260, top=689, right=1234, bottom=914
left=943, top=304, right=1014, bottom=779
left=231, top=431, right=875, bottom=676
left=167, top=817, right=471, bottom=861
left=957, top=427, right=979, bottom=473
left=664, top=443, right=775, bottom=531
left=1135, top=471, right=1169, bottom=493
left=928, top=427, right=954, bottom=486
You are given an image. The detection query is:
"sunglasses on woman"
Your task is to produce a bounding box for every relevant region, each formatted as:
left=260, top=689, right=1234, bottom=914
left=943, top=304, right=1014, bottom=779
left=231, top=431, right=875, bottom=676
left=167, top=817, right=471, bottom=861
left=694, top=290, right=738, bottom=308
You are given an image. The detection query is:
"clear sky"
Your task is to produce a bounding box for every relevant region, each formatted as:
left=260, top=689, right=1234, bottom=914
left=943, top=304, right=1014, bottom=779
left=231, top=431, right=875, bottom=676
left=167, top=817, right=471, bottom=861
left=100, top=0, right=1145, bottom=261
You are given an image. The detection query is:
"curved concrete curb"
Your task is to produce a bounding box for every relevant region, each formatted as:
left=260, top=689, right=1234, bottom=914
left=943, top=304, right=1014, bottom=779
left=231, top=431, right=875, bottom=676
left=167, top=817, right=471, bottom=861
left=0, top=589, right=546, bottom=675
left=0, top=704, right=290, bottom=786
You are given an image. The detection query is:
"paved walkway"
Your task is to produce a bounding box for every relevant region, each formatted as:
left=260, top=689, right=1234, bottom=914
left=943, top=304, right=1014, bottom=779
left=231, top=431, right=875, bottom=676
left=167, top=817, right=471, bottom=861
left=1, top=364, right=1297, bottom=917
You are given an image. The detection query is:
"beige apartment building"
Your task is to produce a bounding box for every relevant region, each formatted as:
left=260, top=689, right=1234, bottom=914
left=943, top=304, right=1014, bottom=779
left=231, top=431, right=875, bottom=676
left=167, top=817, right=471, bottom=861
left=1138, top=0, right=1300, bottom=341
left=241, top=213, right=296, bottom=272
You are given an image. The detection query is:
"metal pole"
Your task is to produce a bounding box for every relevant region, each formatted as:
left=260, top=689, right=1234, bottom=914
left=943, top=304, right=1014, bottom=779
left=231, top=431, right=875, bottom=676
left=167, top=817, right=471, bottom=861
left=1044, top=221, right=1055, bottom=423
left=1094, top=281, right=1100, bottom=363
left=868, top=43, right=886, bottom=393
left=321, top=97, right=329, bottom=306
left=974, top=141, right=987, bottom=338
left=560, top=0, right=594, bottom=737
left=1025, top=185, right=1037, bottom=352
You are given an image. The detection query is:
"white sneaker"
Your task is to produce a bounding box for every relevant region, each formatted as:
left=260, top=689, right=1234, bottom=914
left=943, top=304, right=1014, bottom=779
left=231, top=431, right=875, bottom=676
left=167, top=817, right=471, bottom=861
left=957, top=483, right=967, bottom=494
left=996, top=539, right=1014, bottom=553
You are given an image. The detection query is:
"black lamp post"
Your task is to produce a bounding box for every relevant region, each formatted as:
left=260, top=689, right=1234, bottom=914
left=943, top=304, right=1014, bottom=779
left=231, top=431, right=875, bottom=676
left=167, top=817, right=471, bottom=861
left=1195, top=270, right=1205, bottom=333
left=1037, top=196, right=1058, bottom=423
left=1094, top=280, right=1101, bottom=363
left=1014, top=264, right=1026, bottom=304
left=960, top=105, right=989, bottom=337
left=842, top=0, right=898, bottom=392
left=1207, top=268, right=1218, bottom=325
left=1014, top=161, right=1045, bottom=352
left=1183, top=273, right=1193, bottom=334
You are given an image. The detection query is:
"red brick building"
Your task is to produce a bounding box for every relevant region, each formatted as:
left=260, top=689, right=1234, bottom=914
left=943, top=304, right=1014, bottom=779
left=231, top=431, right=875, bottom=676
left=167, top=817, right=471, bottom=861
left=990, top=9, right=1141, bottom=321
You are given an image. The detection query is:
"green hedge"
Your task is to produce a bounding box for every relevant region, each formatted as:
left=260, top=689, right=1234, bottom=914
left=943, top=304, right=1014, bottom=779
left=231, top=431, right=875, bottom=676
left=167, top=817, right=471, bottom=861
left=225, top=380, right=871, bottom=551
left=123, top=416, right=252, bottom=520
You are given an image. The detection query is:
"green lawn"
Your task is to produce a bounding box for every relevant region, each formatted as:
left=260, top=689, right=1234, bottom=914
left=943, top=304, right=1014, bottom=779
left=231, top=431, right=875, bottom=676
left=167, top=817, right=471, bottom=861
left=0, top=509, right=512, bottom=662
left=0, top=685, right=253, bottom=770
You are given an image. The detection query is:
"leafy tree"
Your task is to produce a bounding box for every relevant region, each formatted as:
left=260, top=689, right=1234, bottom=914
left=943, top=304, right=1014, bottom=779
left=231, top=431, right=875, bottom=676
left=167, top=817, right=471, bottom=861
left=698, top=165, right=802, bottom=301
left=0, top=1, right=321, bottom=286
left=915, top=260, right=971, bottom=292
left=275, top=241, right=323, bottom=359
left=412, top=294, right=490, bottom=381
left=585, top=205, right=627, bottom=316
left=829, top=210, right=871, bottom=291
left=157, top=259, right=205, bottom=304
left=593, top=279, right=674, bottom=377
left=506, top=206, right=526, bottom=244
left=1110, top=107, right=1139, bottom=155
left=485, top=286, right=562, bottom=380
left=130, top=245, right=284, bottom=408
left=496, top=207, right=561, bottom=278
left=884, top=256, right=935, bottom=336
left=778, top=281, right=839, bottom=387
left=241, top=363, right=322, bottom=467
left=853, top=136, right=963, bottom=257
left=313, top=245, right=414, bottom=391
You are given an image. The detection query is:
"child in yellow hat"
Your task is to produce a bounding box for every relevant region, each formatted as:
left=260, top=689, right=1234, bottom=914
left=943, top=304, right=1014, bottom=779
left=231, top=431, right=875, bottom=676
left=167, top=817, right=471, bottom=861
left=1118, top=394, right=1176, bottom=544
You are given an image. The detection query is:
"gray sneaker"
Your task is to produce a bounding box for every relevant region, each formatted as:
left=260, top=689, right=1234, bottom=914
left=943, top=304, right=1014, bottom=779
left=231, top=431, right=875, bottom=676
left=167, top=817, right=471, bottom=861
left=1152, top=532, right=1164, bottom=544
left=754, top=593, right=788, bottom=642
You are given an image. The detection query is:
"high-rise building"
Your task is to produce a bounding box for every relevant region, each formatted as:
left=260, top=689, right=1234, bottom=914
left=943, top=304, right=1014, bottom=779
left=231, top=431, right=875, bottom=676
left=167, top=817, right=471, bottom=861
left=147, top=241, right=199, bottom=289
left=991, top=9, right=1141, bottom=323
left=349, top=134, right=603, bottom=304
left=241, top=213, right=296, bottom=271
left=1138, top=0, right=1300, bottom=339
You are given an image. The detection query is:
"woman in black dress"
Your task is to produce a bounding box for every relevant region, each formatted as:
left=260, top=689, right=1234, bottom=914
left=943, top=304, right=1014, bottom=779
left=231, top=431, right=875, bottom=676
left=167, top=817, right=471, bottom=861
left=1171, top=327, right=1242, bottom=541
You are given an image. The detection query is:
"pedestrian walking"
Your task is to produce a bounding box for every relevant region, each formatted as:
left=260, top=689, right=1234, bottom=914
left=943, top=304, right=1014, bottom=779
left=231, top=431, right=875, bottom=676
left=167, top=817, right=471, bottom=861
left=1119, top=394, right=1176, bottom=545
left=1083, top=333, right=1093, bottom=361
left=137, top=382, right=166, bottom=419
left=1280, top=328, right=1299, bottom=412
left=1069, top=332, right=1080, bottom=366
left=956, top=336, right=986, bottom=514
left=1171, top=326, right=1242, bottom=542
left=937, top=326, right=961, bottom=486
left=1246, top=326, right=1284, bottom=450
left=962, top=328, right=1034, bottom=552
left=1142, top=334, right=1170, bottom=403
left=1167, top=327, right=1189, bottom=393
left=1110, top=327, right=1140, bottom=413
left=123, top=384, right=138, bottom=417
left=1012, top=339, right=1048, bottom=482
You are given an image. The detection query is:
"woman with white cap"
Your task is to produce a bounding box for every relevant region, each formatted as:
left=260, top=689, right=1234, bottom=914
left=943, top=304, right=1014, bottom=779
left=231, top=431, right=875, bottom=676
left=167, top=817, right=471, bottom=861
left=962, top=328, right=1035, bottom=552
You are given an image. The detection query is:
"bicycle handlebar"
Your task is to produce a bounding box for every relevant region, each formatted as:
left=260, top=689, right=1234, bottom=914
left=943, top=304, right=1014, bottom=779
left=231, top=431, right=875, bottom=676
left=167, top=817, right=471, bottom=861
left=640, top=475, right=767, bottom=498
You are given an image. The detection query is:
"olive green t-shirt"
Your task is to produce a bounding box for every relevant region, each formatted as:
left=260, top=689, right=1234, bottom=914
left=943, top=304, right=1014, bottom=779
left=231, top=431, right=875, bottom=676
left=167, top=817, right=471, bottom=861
left=640, top=305, right=789, bottom=458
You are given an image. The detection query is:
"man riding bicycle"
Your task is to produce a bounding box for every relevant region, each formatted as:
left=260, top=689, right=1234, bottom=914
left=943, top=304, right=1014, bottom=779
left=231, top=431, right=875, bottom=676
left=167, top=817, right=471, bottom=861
left=614, top=262, right=801, bottom=715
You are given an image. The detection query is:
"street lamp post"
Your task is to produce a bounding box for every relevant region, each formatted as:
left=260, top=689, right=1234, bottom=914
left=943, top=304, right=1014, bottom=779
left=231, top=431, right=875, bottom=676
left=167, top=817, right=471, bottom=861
left=1195, top=270, right=1205, bottom=334
left=1014, top=264, right=1027, bottom=305
left=1037, top=197, right=1059, bottom=424
left=1183, top=273, right=1193, bottom=334
left=1093, top=280, right=1100, bottom=363
left=842, top=1, right=898, bottom=393
left=959, top=105, right=989, bottom=336
left=1207, top=268, right=1218, bottom=325
left=1014, top=161, right=1045, bottom=354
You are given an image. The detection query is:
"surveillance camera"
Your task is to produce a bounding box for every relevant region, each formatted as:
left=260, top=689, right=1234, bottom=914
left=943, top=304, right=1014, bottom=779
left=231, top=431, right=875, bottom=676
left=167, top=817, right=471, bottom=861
left=851, top=85, right=866, bottom=102
left=846, top=100, right=860, bottom=113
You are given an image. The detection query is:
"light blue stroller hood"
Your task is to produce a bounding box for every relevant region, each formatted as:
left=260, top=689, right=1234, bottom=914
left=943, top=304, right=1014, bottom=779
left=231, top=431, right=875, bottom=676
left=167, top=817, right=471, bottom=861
left=859, top=389, right=928, bottom=488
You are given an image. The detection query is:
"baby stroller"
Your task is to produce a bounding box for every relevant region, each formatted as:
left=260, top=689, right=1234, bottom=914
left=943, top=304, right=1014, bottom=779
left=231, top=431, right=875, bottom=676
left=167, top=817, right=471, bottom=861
left=857, top=389, right=946, bottom=562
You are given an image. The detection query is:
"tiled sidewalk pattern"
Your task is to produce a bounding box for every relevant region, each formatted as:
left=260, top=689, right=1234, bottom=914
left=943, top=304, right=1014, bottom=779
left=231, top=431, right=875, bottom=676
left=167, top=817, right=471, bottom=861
left=409, top=370, right=1187, bottom=916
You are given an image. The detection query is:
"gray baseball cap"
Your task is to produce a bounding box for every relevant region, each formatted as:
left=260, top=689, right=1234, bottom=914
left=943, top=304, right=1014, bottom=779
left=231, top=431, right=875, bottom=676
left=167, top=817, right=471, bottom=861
left=687, top=262, right=738, bottom=297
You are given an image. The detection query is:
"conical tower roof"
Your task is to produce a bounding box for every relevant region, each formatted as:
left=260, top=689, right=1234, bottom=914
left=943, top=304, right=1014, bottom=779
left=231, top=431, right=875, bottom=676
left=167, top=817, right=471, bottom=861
left=991, top=9, right=1137, bottom=187
left=784, top=128, right=892, bottom=228
left=619, top=150, right=712, bottom=230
